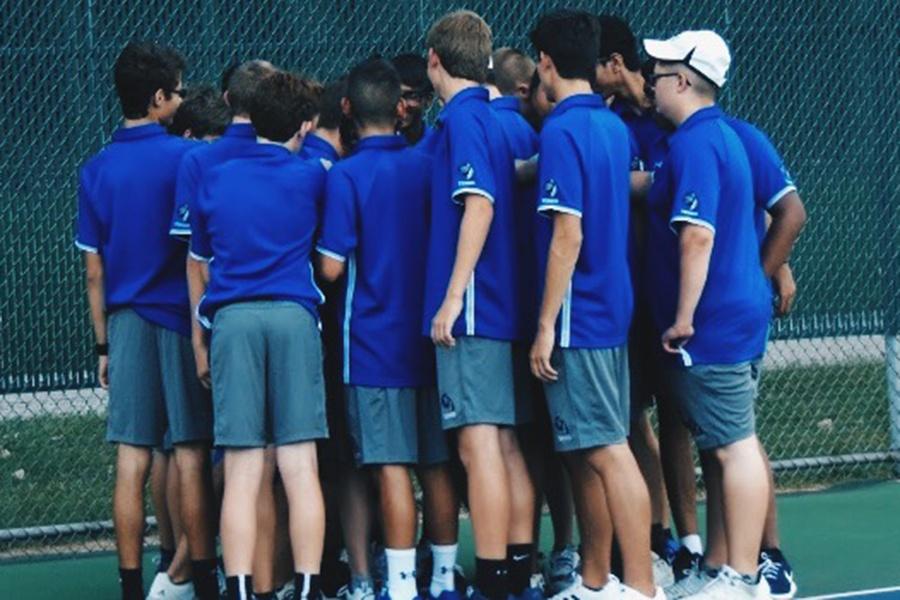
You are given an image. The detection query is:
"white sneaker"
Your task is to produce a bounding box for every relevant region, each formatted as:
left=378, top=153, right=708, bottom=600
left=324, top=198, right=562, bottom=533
left=664, top=564, right=717, bottom=599
left=651, top=552, right=674, bottom=588
left=545, top=545, right=581, bottom=595
left=338, top=579, right=376, bottom=600
left=620, top=583, right=665, bottom=599
left=276, top=580, right=296, bottom=599
left=682, top=565, right=772, bottom=600
left=146, top=573, right=196, bottom=599
left=531, top=573, right=547, bottom=591
left=548, top=574, right=620, bottom=600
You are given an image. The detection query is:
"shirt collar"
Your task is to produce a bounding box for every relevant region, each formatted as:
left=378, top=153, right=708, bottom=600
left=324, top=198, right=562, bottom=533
left=354, top=134, right=407, bottom=152
left=250, top=142, right=293, bottom=159
left=490, top=96, right=520, bottom=112
left=437, top=86, right=489, bottom=125
left=546, top=93, right=604, bottom=121
left=678, top=104, right=724, bottom=133
left=223, top=123, right=256, bottom=139
left=111, top=123, right=167, bottom=142
left=302, top=133, right=340, bottom=161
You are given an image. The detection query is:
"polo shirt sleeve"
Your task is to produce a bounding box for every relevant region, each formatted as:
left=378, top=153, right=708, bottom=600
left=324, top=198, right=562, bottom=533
left=745, top=128, right=797, bottom=210
left=448, top=113, right=497, bottom=205
left=188, top=180, right=213, bottom=262
left=75, top=168, right=101, bottom=253
left=170, top=153, right=199, bottom=237
left=536, top=126, right=583, bottom=218
left=316, top=168, right=357, bottom=262
left=668, top=140, right=720, bottom=234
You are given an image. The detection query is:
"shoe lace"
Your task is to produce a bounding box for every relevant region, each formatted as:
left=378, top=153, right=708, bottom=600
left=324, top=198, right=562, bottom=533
left=551, top=548, right=577, bottom=573
left=759, top=556, right=781, bottom=579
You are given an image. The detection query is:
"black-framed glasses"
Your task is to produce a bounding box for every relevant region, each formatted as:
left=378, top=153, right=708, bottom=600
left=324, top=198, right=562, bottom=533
left=646, top=72, right=686, bottom=87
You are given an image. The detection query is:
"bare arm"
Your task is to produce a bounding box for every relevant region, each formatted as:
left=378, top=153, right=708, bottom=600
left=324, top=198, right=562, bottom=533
left=431, top=194, right=493, bottom=347
left=83, top=252, right=108, bottom=389
left=629, top=171, right=653, bottom=202
left=530, top=212, right=582, bottom=382
left=760, top=192, right=806, bottom=277
left=317, top=254, right=346, bottom=283
left=515, top=156, right=539, bottom=185
left=662, top=224, right=714, bottom=354
left=187, top=255, right=211, bottom=388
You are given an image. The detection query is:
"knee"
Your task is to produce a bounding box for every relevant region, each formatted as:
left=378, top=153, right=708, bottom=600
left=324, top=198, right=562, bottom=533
left=117, top=445, right=152, bottom=481
left=174, top=445, right=209, bottom=474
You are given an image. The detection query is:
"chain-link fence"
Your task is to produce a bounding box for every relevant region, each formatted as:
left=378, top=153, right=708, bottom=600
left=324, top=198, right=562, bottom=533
left=1, top=0, right=897, bottom=560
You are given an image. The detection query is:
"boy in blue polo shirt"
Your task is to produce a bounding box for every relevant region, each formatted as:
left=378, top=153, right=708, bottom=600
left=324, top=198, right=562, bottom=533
left=528, top=11, right=660, bottom=600
left=391, top=54, right=435, bottom=147
left=423, top=10, right=535, bottom=600
left=317, top=57, right=457, bottom=600
left=76, top=41, right=217, bottom=600
left=188, top=71, right=327, bottom=600
left=643, top=31, right=773, bottom=600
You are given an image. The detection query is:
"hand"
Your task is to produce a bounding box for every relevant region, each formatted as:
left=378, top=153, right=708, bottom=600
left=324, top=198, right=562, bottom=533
left=98, top=355, right=109, bottom=390
left=771, top=264, right=797, bottom=317
left=431, top=295, right=463, bottom=347
left=530, top=324, right=558, bottom=382
left=193, top=339, right=211, bottom=389
left=662, top=321, right=694, bottom=354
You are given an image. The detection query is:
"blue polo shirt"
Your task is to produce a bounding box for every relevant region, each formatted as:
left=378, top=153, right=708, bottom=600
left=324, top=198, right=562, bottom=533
left=724, top=117, right=797, bottom=243
left=190, top=144, right=325, bottom=325
left=414, top=123, right=438, bottom=154
left=76, top=123, right=197, bottom=336
left=316, top=134, right=434, bottom=387
left=609, top=97, right=670, bottom=173
left=644, top=105, right=771, bottom=366
left=491, top=95, right=541, bottom=338
left=169, top=123, right=257, bottom=237
left=423, top=86, right=519, bottom=340
left=536, top=93, right=633, bottom=349
left=299, top=133, right=341, bottom=166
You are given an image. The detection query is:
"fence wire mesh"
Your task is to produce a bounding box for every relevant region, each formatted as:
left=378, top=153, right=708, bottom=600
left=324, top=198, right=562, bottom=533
left=0, top=0, right=897, bottom=559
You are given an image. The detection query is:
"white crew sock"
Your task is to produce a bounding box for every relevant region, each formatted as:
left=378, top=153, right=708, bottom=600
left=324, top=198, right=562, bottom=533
left=386, top=547, right=418, bottom=600
left=680, top=534, right=703, bottom=556
left=430, top=543, right=458, bottom=597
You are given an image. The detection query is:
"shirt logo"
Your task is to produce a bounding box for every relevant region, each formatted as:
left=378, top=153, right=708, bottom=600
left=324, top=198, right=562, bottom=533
left=780, top=164, right=794, bottom=187
left=682, top=192, right=700, bottom=215
left=542, top=178, right=559, bottom=203
left=319, top=157, right=334, bottom=171
left=458, top=162, right=475, bottom=182
left=177, top=203, right=190, bottom=223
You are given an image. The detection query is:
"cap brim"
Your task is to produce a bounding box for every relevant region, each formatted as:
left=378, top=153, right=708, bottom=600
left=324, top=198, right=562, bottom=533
left=642, top=39, right=685, bottom=62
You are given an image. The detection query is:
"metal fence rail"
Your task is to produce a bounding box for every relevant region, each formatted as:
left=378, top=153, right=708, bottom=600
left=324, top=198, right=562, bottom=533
left=1, top=0, right=897, bottom=559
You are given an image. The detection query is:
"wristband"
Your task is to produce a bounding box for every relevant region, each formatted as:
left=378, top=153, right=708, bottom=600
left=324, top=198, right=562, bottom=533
left=95, top=343, right=109, bottom=357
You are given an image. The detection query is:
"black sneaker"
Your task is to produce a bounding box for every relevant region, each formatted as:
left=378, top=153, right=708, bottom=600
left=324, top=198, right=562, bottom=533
left=670, top=546, right=702, bottom=583
left=759, top=548, right=797, bottom=599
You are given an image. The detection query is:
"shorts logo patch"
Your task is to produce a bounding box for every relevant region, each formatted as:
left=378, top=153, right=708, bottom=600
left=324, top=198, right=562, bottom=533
left=553, top=415, right=572, bottom=442
left=440, top=393, right=456, bottom=419
left=682, top=192, right=700, bottom=215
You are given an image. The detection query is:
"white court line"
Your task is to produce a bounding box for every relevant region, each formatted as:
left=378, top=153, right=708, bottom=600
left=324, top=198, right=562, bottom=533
left=803, top=586, right=900, bottom=599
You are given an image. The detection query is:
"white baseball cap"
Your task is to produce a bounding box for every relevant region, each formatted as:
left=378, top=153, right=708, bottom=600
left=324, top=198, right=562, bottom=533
left=643, top=30, right=731, bottom=88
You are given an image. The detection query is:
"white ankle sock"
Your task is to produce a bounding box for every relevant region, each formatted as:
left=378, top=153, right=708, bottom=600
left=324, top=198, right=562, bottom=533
left=430, top=543, right=458, bottom=597
left=385, top=547, right=417, bottom=600
left=680, top=534, right=703, bottom=555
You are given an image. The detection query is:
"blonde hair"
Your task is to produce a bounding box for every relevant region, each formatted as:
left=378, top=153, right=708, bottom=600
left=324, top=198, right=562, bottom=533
left=426, top=10, right=492, bottom=83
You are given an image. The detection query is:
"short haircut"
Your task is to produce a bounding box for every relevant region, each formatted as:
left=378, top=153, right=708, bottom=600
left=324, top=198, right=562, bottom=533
left=391, top=53, right=432, bottom=93
left=347, top=58, right=401, bottom=128
left=426, top=10, right=492, bottom=83
left=530, top=9, right=600, bottom=81
left=318, top=77, right=348, bottom=130
left=596, top=15, right=641, bottom=71
left=168, top=85, right=231, bottom=138
left=227, top=60, right=277, bottom=116
left=113, top=41, right=186, bottom=119
left=492, top=47, right=535, bottom=96
left=249, top=72, right=322, bottom=142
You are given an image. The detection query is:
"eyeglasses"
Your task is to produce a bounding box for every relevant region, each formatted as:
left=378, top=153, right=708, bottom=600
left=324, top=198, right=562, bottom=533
left=401, top=89, right=432, bottom=102
left=646, top=72, right=687, bottom=87
left=169, top=88, right=187, bottom=98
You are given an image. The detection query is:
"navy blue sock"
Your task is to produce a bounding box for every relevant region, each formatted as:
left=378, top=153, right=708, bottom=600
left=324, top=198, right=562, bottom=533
left=507, top=544, right=533, bottom=596
left=119, top=568, right=143, bottom=600
left=475, top=557, right=508, bottom=600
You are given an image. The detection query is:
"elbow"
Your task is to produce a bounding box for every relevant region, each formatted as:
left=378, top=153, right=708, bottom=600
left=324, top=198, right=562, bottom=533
left=680, top=226, right=714, bottom=252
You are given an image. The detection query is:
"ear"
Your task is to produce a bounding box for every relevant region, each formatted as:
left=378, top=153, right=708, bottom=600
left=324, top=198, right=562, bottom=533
left=396, top=98, right=407, bottom=122
left=299, top=119, right=314, bottom=138
left=515, top=82, right=530, bottom=101
left=152, top=88, right=166, bottom=108
left=182, top=129, right=193, bottom=139
left=222, top=90, right=231, bottom=107
left=610, top=52, right=625, bottom=73
left=341, top=96, right=352, bottom=118
left=427, top=48, right=439, bottom=68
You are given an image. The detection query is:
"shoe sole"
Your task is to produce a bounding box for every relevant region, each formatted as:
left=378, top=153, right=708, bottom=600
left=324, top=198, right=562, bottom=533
left=770, top=579, right=798, bottom=600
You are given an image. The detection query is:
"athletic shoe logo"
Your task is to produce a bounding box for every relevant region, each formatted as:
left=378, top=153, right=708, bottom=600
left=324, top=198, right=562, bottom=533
left=682, top=192, right=700, bottom=215
left=440, top=393, right=456, bottom=419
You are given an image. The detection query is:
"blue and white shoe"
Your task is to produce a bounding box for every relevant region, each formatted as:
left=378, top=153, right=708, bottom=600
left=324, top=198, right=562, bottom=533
left=544, top=545, right=580, bottom=596
left=759, top=549, right=796, bottom=599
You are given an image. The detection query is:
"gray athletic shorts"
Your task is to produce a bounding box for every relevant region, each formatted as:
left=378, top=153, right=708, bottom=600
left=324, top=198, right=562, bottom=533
left=512, top=342, right=538, bottom=425
left=210, top=302, right=328, bottom=448
left=107, top=310, right=212, bottom=447
left=417, top=387, right=450, bottom=466
left=435, top=336, right=515, bottom=430
left=346, top=386, right=417, bottom=466
left=663, top=360, right=760, bottom=451
left=543, top=345, right=631, bottom=452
